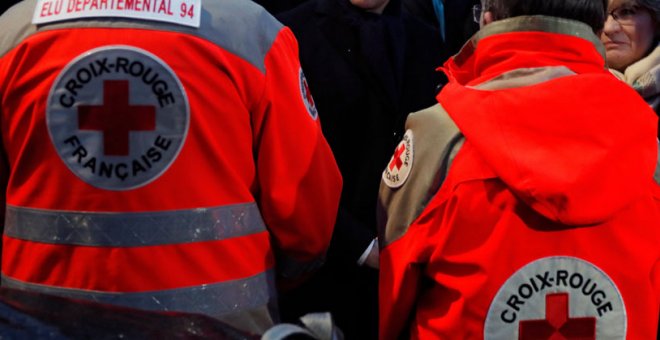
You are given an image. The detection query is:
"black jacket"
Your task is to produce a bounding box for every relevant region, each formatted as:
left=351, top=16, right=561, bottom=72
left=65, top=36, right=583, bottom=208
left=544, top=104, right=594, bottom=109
left=279, top=0, right=444, bottom=263
left=402, top=0, right=480, bottom=56
left=252, top=0, right=308, bottom=14
left=277, top=1, right=445, bottom=337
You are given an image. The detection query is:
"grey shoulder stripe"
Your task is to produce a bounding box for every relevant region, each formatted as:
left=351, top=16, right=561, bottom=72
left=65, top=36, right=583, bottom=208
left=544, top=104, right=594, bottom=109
left=4, top=202, right=267, bottom=247
left=197, top=0, right=282, bottom=73
left=0, top=0, right=39, bottom=58
left=0, top=0, right=282, bottom=73
left=471, top=66, right=577, bottom=91
left=378, top=103, right=462, bottom=247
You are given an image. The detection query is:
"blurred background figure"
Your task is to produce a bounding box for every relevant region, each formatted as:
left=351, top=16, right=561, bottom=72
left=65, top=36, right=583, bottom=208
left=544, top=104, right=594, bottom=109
left=601, top=0, right=660, bottom=125
left=253, top=0, right=309, bottom=14
left=402, top=0, right=480, bottom=57
left=600, top=5, right=660, bottom=338
left=276, top=0, right=446, bottom=338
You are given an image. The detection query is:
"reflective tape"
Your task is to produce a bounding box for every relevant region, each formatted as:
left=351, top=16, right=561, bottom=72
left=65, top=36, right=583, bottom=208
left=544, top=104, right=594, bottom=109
left=4, top=203, right=267, bottom=247
left=1, top=270, right=277, bottom=322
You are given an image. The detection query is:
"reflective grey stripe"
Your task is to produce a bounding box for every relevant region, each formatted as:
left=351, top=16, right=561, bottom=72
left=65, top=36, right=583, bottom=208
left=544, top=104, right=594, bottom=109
left=197, top=0, right=282, bottom=73
left=4, top=203, right=267, bottom=247
left=1, top=0, right=282, bottom=72
left=470, top=66, right=577, bottom=91
left=1, top=270, right=277, bottom=324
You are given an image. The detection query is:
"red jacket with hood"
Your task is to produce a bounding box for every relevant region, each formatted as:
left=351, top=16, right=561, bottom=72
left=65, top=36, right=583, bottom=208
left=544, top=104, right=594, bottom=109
left=378, top=16, right=660, bottom=340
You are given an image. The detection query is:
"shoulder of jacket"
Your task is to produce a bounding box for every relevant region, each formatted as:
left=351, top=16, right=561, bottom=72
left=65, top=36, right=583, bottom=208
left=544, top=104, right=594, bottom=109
left=200, top=0, right=284, bottom=73
left=378, top=103, right=464, bottom=247
left=0, top=0, right=283, bottom=73
left=0, top=0, right=38, bottom=58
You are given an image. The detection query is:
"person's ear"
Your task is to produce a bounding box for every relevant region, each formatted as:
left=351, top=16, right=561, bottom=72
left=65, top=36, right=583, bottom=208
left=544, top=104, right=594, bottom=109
left=482, top=11, right=494, bottom=27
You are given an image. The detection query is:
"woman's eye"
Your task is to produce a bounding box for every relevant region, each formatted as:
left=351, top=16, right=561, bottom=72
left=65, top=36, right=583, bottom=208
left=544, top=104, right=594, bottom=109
left=618, top=7, right=638, bottom=17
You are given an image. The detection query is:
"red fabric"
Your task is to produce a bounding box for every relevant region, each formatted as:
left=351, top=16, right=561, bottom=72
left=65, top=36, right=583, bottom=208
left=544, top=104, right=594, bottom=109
left=254, top=29, right=341, bottom=262
left=380, top=29, right=660, bottom=340
left=0, top=26, right=340, bottom=293
left=440, top=32, right=656, bottom=225
left=519, top=293, right=596, bottom=339
left=78, top=80, right=157, bottom=156
left=3, top=232, right=273, bottom=291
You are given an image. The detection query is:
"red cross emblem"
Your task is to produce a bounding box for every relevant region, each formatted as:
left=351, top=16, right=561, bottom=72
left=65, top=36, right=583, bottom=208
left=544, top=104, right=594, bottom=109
left=389, top=144, right=406, bottom=171
left=302, top=78, right=315, bottom=108
left=519, top=293, right=596, bottom=340
left=78, top=80, right=156, bottom=156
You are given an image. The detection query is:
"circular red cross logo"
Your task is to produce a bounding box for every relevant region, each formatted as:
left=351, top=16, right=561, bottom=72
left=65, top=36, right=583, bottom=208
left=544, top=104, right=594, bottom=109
left=484, top=256, right=626, bottom=339
left=47, top=46, right=189, bottom=190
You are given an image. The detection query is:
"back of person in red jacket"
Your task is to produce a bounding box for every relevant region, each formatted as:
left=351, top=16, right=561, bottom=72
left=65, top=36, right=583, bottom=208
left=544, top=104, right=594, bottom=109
left=378, top=0, right=660, bottom=338
left=0, top=0, right=342, bottom=335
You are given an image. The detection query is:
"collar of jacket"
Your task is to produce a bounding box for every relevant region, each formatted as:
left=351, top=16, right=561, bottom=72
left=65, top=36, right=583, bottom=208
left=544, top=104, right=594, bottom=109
left=443, top=15, right=607, bottom=86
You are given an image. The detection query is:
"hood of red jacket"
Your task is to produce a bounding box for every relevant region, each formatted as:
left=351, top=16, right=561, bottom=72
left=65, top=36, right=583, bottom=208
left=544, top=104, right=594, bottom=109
left=438, top=18, right=658, bottom=226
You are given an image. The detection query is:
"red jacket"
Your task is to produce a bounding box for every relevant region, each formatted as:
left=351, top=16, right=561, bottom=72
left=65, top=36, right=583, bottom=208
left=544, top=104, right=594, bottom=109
left=0, top=0, right=341, bottom=334
left=379, top=16, right=660, bottom=339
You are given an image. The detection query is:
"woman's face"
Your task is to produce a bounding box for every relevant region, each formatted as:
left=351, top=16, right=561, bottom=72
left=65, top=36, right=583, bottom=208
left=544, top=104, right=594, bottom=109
left=601, top=0, right=656, bottom=71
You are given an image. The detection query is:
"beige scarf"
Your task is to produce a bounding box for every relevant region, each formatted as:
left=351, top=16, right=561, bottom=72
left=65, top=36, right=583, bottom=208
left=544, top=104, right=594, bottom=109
left=609, top=43, right=660, bottom=113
